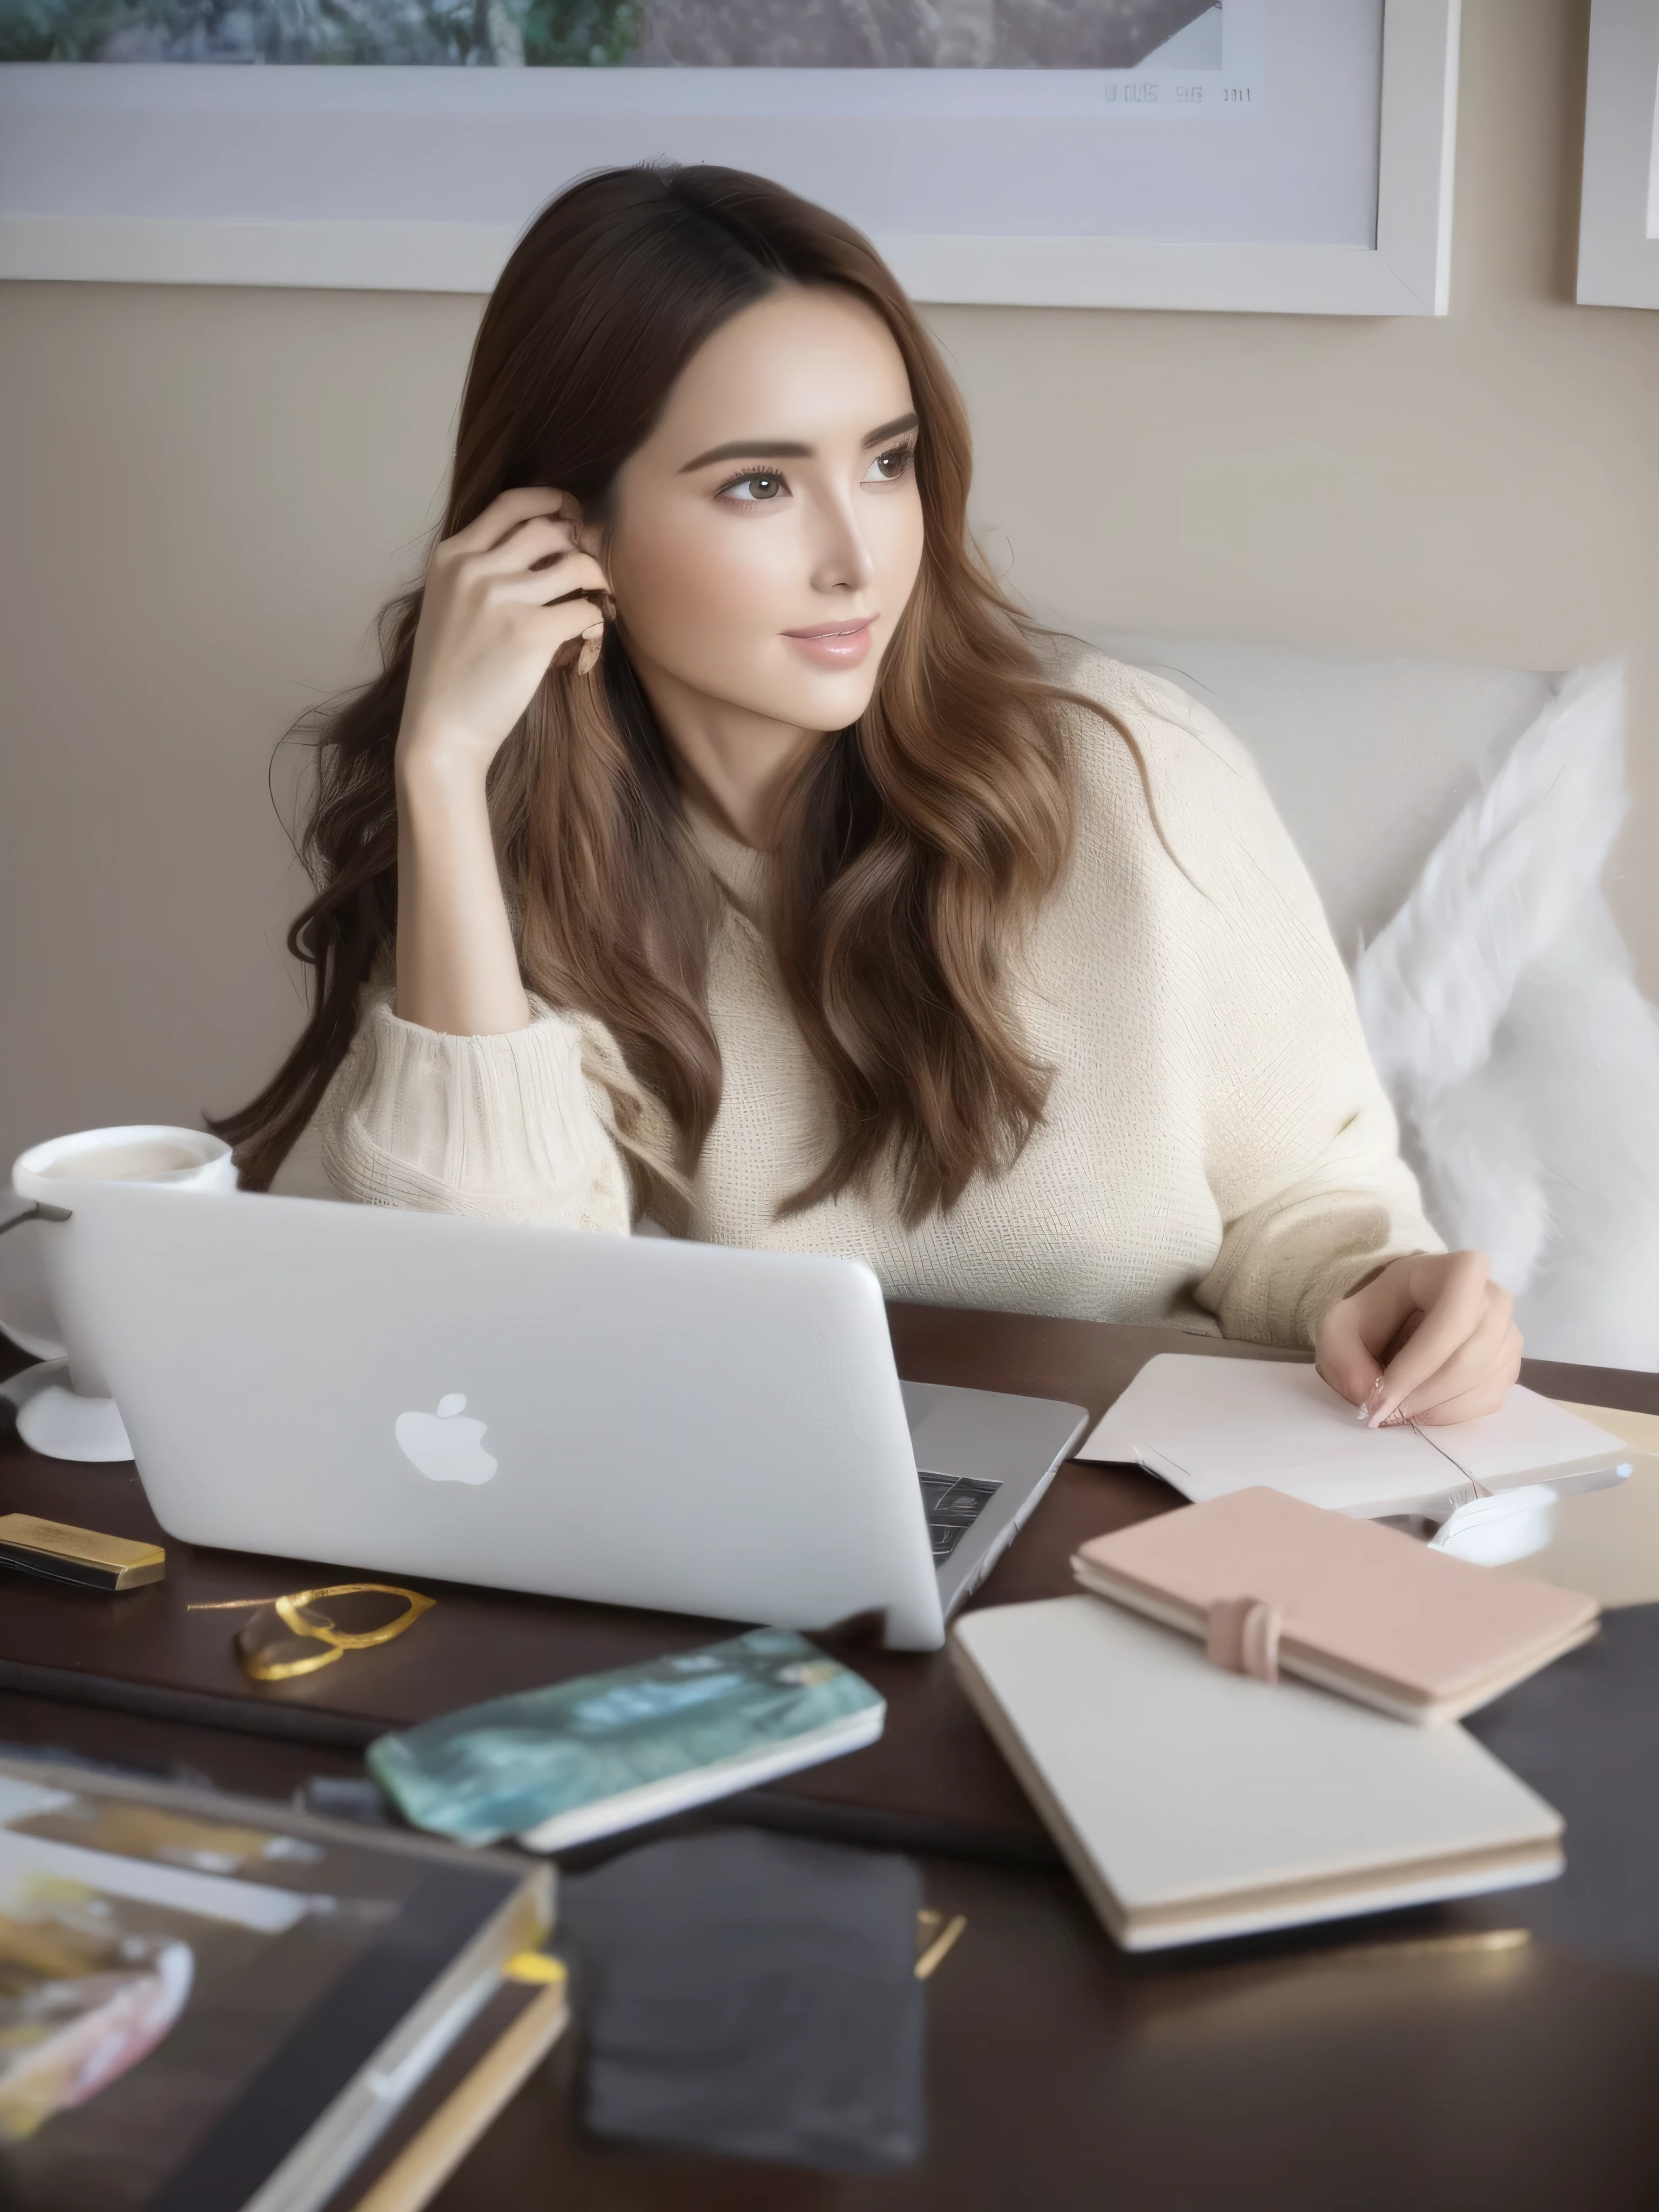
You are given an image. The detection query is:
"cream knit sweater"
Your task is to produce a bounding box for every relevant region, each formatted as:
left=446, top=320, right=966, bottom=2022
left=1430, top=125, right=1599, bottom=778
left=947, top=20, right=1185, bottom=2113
left=312, top=649, right=1439, bottom=1346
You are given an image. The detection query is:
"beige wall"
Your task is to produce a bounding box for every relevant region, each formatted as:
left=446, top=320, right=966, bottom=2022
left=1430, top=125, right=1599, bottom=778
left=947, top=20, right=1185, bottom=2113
left=3, top=0, right=1655, bottom=1170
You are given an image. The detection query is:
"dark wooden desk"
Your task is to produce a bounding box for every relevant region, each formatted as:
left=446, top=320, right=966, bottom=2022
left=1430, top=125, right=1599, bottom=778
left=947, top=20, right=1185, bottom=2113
left=5, top=1314, right=1659, bottom=2210
left=3, top=1682, right=1658, bottom=2212
left=1, top=1311, right=1655, bottom=1861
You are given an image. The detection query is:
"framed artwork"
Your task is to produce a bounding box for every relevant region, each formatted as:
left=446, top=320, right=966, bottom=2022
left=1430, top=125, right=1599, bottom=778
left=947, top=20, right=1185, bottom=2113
left=0, top=0, right=1460, bottom=313
left=1577, top=0, right=1659, bottom=309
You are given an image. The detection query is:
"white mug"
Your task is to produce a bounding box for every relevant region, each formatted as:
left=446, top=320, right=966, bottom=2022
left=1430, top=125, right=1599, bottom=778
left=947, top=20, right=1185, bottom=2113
left=3, top=1125, right=237, bottom=1460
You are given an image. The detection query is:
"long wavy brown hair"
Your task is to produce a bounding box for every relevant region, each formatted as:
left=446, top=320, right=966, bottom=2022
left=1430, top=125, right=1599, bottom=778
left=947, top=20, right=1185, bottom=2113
left=215, top=163, right=1112, bottom=1229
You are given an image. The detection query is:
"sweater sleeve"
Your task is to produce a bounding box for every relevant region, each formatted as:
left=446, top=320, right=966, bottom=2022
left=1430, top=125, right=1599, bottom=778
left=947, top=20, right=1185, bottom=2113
left=316, top=988, right=633, bottom=1232
left=1115, top=667, right=1444, bottom=1348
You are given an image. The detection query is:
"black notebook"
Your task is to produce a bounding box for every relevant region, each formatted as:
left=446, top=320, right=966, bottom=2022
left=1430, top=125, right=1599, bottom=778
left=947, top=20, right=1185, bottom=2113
left=0, top=1755, right=549, bottom=2212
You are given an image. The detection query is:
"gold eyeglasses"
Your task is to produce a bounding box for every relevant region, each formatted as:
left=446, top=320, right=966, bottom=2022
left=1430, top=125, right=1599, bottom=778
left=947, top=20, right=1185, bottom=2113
left=188, top=1582, right=435, bottom=1682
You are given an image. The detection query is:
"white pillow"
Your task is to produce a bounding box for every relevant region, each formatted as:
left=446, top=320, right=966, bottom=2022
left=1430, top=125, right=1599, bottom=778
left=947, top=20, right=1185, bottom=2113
left=1057, top=621, right=1659, bottom=1371
left=1352, top=665, right=1659, bottom=1371
left=1064, top=622, right=1554, bottom=959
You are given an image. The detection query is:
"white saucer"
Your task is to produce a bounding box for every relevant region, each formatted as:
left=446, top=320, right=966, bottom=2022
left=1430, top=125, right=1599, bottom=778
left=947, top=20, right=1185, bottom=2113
left=1, top=1359, right=133, bottom=1463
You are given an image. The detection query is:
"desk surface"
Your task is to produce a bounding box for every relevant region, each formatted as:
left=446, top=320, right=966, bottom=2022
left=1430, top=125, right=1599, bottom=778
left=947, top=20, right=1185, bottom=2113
left=2, top=1683, right=1658, bottom=2212
left=4, top=1310, right=1659, bottom=2210
left=1, top=1309, right=1655, bottom=1860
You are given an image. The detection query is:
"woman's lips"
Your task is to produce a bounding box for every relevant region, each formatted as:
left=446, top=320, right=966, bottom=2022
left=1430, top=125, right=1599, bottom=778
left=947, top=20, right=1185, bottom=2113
left=783, top=617, right=875, bottom=670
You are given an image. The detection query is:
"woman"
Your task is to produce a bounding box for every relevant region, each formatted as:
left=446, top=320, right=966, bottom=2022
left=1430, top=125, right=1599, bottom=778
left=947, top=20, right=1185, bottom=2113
left=218, top=163, right=1520, bottom=1431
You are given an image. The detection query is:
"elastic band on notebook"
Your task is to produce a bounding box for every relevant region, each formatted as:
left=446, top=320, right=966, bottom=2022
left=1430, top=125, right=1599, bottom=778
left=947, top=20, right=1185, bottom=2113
left=1206, top=1597, right=1282, bottom=1684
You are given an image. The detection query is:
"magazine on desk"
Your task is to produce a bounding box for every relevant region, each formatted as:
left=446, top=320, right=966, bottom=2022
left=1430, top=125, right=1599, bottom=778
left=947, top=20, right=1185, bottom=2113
left=0, top=1756, right=550, bottom=2212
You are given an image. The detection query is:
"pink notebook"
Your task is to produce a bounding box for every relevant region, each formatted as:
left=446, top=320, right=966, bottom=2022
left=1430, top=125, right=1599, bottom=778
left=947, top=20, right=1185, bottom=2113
left=1073, top=1487, right=1599, bottom=1724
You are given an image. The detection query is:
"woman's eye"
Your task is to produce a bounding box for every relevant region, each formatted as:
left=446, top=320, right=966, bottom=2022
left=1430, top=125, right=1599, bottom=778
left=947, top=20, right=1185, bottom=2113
left=867, top=447, right=915, bottom=483
left=722, top=471, right=786, bottom=503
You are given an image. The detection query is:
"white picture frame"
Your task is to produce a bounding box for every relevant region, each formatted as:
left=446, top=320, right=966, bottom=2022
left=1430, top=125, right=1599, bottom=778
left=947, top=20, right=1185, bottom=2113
left=0, top=0, right=1460, bottom=315
left=1577, top=0, right=1659, bottom=309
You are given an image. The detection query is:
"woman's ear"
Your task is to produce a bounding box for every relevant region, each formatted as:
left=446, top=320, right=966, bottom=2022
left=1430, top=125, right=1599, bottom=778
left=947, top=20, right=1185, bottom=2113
left=567, top=495, right=606, bottom=563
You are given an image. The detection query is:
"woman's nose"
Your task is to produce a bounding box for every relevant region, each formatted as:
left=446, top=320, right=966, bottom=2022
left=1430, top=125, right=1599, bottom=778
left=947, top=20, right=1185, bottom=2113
left=807, top=494, right=876, bottom=596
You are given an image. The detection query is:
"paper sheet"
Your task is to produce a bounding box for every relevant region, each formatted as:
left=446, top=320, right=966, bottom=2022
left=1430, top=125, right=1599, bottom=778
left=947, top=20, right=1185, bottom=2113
left=1076, top=1357, right=1630, bottom=1518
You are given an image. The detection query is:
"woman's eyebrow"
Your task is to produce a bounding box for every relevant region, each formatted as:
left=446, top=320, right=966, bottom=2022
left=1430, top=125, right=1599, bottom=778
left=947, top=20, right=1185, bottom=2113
left=677, top=412, right=919, bottom=474
left=679, top=437, right=812, bottom=473
left=861, top=411, right=919, bottom=448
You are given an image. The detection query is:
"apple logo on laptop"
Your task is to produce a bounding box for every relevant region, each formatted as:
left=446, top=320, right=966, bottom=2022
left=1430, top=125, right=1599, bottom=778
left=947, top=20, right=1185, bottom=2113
left=394, top=1393, right=498, bottom=1487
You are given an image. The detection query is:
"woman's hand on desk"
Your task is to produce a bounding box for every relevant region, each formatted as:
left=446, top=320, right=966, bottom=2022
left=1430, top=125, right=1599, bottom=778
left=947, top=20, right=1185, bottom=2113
left=1315, top=1251, right=1522, bottom=1429
left=399, top=487, right=611, bottom=780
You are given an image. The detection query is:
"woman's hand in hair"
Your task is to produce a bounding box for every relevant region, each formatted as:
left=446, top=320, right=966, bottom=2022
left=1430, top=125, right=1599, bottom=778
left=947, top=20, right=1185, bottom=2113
left=399, top=487, right=610, bottom=780
left=1314, top=1251, right=1522, bottom=1429
left=393, top=488, right=605, bottom=1038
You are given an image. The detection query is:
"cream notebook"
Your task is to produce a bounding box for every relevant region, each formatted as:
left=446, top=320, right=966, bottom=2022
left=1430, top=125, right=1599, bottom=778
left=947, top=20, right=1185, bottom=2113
left=949, top=1596, right=1563, bottom=1952
left=1077, top=1355, right=1631, bottom=1521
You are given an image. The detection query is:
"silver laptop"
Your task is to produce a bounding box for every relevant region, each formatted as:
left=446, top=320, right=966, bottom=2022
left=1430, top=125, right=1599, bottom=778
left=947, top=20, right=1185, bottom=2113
left=47, top=1184, right=1087, bottom=1651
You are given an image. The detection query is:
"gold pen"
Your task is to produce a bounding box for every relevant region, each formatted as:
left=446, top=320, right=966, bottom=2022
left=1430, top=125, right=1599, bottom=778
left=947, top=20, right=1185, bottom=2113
left=0, top=1512, right=165, bottom=1592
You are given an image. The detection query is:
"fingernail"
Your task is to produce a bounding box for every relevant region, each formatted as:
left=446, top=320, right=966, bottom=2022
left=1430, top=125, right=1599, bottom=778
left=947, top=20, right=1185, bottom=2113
left=1358, top=1377, right=1384, bottom=1423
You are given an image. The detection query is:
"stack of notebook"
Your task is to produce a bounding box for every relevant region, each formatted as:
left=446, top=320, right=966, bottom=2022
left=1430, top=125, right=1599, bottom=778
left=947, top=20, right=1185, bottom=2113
left=950, top=1484, right=1600, bottom=1952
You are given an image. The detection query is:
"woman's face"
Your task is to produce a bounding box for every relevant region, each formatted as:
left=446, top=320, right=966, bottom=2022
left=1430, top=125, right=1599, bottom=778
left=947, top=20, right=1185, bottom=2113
left=599, top=285, right=927, bottom=742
